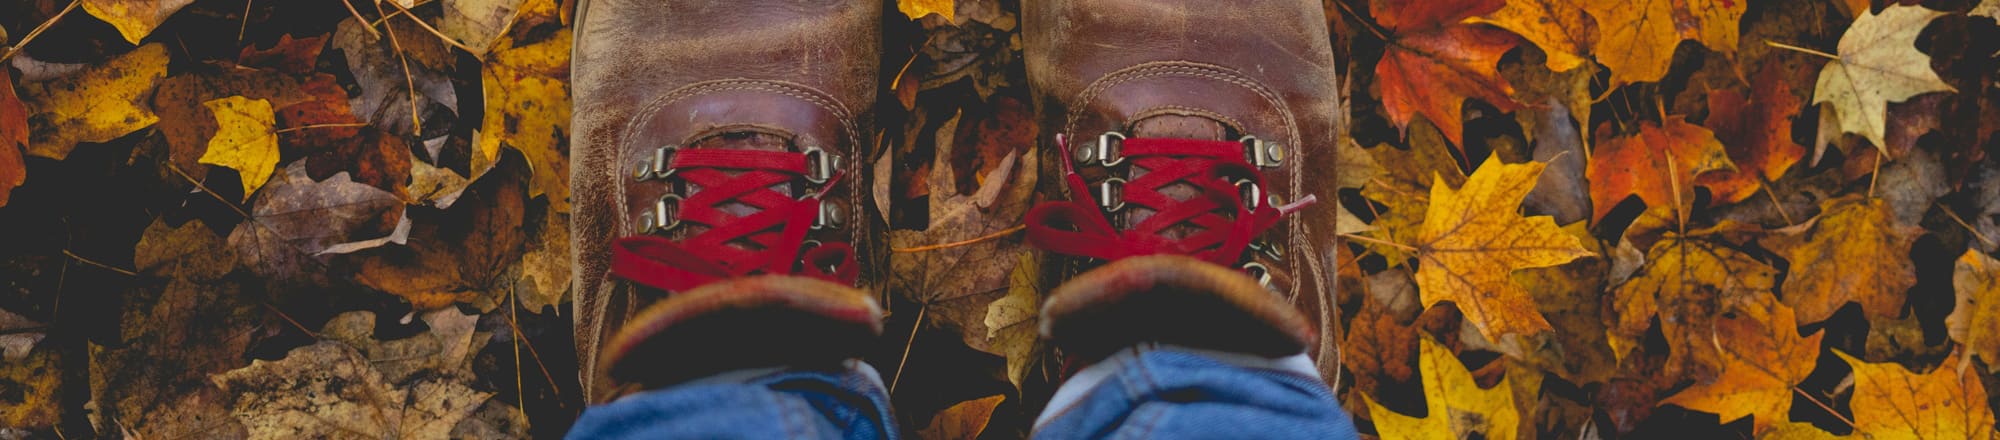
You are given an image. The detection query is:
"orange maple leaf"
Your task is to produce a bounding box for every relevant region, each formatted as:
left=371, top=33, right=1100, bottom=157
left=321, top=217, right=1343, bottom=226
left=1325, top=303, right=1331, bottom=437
left=1372, top=0, right=1522, bottom=149
left=1698, top=63, right=1806, bottom=205
left=1586, top=117, right=1735, bottom=223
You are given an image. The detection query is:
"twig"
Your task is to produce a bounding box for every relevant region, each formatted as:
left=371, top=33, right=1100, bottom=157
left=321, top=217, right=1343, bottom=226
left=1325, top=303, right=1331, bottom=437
left=1867, top=150, right=1884, bottom=199
left=1766, top=40, right=1840, bottom=61
left=891, top=224, right=1026, bottom=253
left=498, top=302, right=562, bottom=396
left=262, top=303, right=319, bottom=339
left=1329, top=0, right=1390, bottom=41
left=380, top=0, right=480, bottom=55
left=61, top=250, right=137, bottom=276
left=1, top=0, right=81, bottom=64
left=889, top=304, right=927, bottom=394
left=1758, top=176, right=1795, bottom=226
left=339, top=0, right=381, bottom=39
left=274, top=122, right=370, bottom=134
left=371, top=1, right=425, bottom=134
left=1941, top=204, right=1995, bottom=248
left=1793, top=387, right=1856, bottom=429
left=238, top=0, right=253, bottom=43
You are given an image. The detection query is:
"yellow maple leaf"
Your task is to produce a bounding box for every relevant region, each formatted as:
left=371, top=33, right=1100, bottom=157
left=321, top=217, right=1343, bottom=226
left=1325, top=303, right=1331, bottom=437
left=198, top=96, right=280, bottom=200
left=1950, top=249, right=2000, bottom=372
left=476, top=29, right=573, bottom=212
left=1837, top=350, right=1995, bottom=439
left=1584, top=0, right=1743, bottom=85
left=1364, top=336, right=1520, bottom=440
left=1661, top=294, right=1823, bottom=434
left=1470, top=0, right=1593, bottom=72
left=1361, top=120, right=1464, bottom=265
left=1608, top=235, right=1778, bottom=378
left=17, top=44, right=169, bottom=160
left=80, top=0, right=195, bottom=44
left=1414, top=157, right=1592, bottom=349
left=896, top=0, right=953, bottom=21
left=1771, top=196, right=1919, bottom=325
left=1812, top=4, right=1955, bottom=155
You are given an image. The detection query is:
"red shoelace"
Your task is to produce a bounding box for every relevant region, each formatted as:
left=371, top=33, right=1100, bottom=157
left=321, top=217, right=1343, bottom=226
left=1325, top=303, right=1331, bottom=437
left=1026, top=135, right=1314, bottom=266
left=610, top=148, right=856, bottom=292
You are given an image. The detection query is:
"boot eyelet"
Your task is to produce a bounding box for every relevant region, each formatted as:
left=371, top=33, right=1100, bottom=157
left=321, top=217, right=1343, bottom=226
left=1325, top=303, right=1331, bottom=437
left=813, top=199, right=844, bottom=230
left=1233, top=178, right=1263, bottom=211
left=1240, top=261, right=1273, bottom=287
left=650, top=194, right=683, bottom=233
left=1248, top=241, right=1286, bottom=262
left=1096, top=132, right=1127, bottom=167
left=1098, top=177, right=1128, bottom=212
left=1241, top=136, right=1284, bottom=168
left=804, top=147, right=841, bottom=184
left=634, top=145, right=679, bottom=181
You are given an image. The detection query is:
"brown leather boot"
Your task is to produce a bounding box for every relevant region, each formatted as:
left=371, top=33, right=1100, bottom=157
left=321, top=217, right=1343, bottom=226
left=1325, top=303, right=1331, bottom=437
left=1021, top=0, right=1344, bottom=372
left=569, top=0, right=884, bottom=402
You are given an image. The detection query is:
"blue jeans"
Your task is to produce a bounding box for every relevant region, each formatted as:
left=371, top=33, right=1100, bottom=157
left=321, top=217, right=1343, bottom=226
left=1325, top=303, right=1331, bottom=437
left=567, top=344, right=1360, bottom=439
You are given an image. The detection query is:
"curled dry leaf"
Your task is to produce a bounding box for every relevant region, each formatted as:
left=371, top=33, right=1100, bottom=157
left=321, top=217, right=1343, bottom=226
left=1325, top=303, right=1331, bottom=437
left=17, top=44, right=168, bottom=160
left=1413, top=157, right=1592, bottom=355
left=1364, top=336, right=1521, bottom=440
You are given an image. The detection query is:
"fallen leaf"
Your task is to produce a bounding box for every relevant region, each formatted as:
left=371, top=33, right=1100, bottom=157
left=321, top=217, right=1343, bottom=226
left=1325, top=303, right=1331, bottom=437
left=1660, top=293, right=1823, bottom=434
left=17, top=44, right=169, bottom=160
left=80, top=0, right=195, bottom=44
left=476, top=29, right=572, bottom=211
left=1511, top=222, right=1617, bottom=384
left=0, top=309, right=42, bottom=361
left=1812, top=4, right=1955, bottom=154
left=1698, top=63, right=1806, bottom=205
left=1951, top=249, right=2000, bottom=372
left=1361, top=121, right=1465, bottom=264
left=334, top=17, right=460, bottom=138
left=1345, top=269, right=1423, bottom=399
left=199, top=96, right=281, bottom=199
left=318, top=309, right=488, bottom=383
left=1770, top=196, right=1919, bottom=324
left=1414, top=157, right=1593, bottom=354
left=1978, top=0, right=2000, bottom=26
left=1371, top=0, right=1522, bottom=148
left=516, top=209, right=572, bottom=312
left=1608, top=234, right=1779, bottom=379
left=897, top=0, right=954, bottom=22
left=1760, top=422, right=1839, bottom=439
left=442, top=0, right=531, bottom=56
left=1586, top=117, right=1735, bottom=224
left=981, top=252, right=1045, bottom=389
left=0, top=69, right=25, bottom=208
left=211, top=341, right=492, bottom=439
left=409, top=159, right=473, bottom=208
left=237, top=34, right=327, bottom=75
left=153, top=64, right=311, bottom=174
left=1837, top=350, right=1995, bottom=439
left=0, top=346, right=60, bottom=430
left=276, top=74, right=367, bottom=154
left=90, top=219, right=257, bottom=439
left=1364, top=335, right=1521, bottom=440
left=1584, top=0, right=1744, bottom=85
left=917, top=395, right=1003, bottom=440
left=355, top=160, right=527, bottom=310
left=229, top=163, right=407, bottom=279
left=1470, top=0, right=1593, bottom=71
left=303, top=126, right=414, bottom=197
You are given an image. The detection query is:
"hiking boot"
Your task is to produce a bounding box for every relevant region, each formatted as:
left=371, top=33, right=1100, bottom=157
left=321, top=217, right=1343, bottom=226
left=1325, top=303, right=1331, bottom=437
left=569, top=0, right=884, bottom=401
left=1021, top=0, right=1344, bottom=370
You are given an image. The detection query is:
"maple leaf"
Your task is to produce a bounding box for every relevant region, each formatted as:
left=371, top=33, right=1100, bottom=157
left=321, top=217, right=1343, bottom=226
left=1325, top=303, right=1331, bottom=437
left=1660, top=293, right=1823, bottom=434
left=1698, top=63, right=1806, bottom=205
left=1811, top=4, right=1955, bottom=154
left=237, top=34, right=328, bottom=75
left=475, top=28, right=573, bottom=211
left=0, top=344, right=60, bottom=430
left=1510, top=222, right=1618, bottom=385
left=1364, top=335, right=1521, bottom=440
left=1371, top=0, right=1522, bottom=148
left=1608, top=234, right=1778, bottom=380
left=0, top=69, right=25, bottom=208
left=918, top=395, right=1003, bottom=440
left=1469, top=0, right=1594, bottom=72
left=211, top=341, right=493, bottom=439
left=355, top=162, right=528, bottom=310
left=228, top=162, right=408, bottom=279
left=983, top=252, right=1046, bottom=389
left=1586, top=117, right=1735, bottom=224
left=199, top=96, right=282, bottom=200
left=1584, top=0, right=1744, bottom=85
left=1413, top=157, right=1592, bottom=353
left=303, top=126, right=414, bottom=197
left=153, top=64, right=312, bottom=175
left=897, top=0, right=954, bottom=21
left=440, top=0, right=532, bottom=56
left=516, top=208, right=573, bottom=312
left=1361, top=121, right=1465, bottom=264
left=1344, top=269, right=1423, bottom=398
left=16, top=44, right=169, bottom=160
left=1950, top=249, right=2000, bottom=372
left=1770, top=196, right=1919, bottom=325
left=277, top=74, right=367, bottom=154
left=334, top=17, right=460, bottom=138
left=1836, top=350, right=1996, bottom=439
left=79, top=0, right=195, bottom=44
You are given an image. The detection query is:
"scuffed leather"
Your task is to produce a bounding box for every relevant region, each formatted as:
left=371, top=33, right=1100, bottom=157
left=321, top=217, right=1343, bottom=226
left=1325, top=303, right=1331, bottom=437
left=569, top=0, right=882, bottom=403
left=1023, top=0, right=1346, bottom=379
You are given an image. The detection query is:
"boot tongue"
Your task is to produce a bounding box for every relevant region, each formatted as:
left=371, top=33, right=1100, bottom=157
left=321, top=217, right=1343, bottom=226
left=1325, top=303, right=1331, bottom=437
left=1122, top=114, right=1233, bottom=238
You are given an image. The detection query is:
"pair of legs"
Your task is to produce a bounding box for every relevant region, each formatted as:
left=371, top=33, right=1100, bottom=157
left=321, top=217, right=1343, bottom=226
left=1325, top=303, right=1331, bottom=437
left=566, top=0, right=1353, bottom=437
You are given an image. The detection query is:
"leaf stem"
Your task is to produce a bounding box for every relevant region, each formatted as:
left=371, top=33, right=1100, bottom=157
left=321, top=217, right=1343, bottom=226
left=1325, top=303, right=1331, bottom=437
left=1793, top=387, right=1856, bottom=429
left=274, top=122, right=370, bottom=133
left=889, top=304, right=927, bottom=394
left=1340, top=233, right=1416, bottom=252
left=1765, top=40, right=1840, bottom=61
left=892, top=224, right=1026, bottom=253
